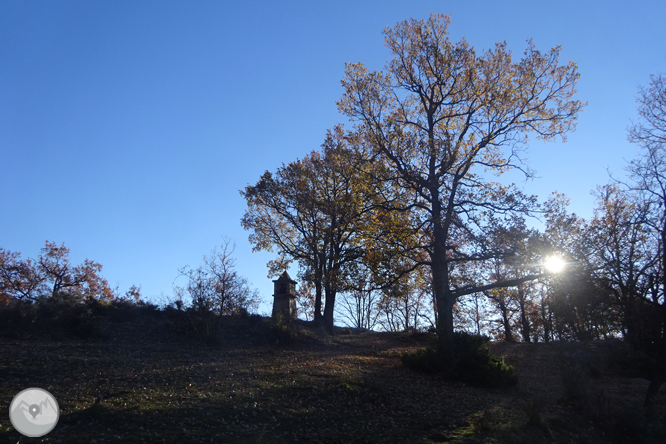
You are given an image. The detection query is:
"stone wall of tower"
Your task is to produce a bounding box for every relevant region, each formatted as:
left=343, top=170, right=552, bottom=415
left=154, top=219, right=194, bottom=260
left=271, top=271, right=297, bottom=321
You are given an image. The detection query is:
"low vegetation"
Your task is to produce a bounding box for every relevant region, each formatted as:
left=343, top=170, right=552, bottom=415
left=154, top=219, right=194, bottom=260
left=400, top=332, right=517, bottom=389
left=1, top=302, right=665, bottom=443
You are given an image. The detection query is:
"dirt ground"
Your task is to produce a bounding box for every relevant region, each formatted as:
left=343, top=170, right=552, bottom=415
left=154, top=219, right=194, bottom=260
left=1, top=318, right=664, bottom=443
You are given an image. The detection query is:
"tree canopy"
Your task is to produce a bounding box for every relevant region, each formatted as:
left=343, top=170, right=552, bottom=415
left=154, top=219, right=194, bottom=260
left=337, top=13, right=584, bottom=358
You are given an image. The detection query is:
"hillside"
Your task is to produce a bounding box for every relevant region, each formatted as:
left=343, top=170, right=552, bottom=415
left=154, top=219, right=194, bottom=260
left=1, top=314, right=665, bottom=443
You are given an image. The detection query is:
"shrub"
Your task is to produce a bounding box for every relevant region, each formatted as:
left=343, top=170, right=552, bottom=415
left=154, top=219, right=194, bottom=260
left=269, top=312, right=294, bottom=344
left=0, top=300, right=36, bottom=338
left=453, top=333, right=517, bottom=388
left=399, top=346, right=443, bottom=373
left=46, top=298, right=110, bottom=339
left=0, top=297, right=111, bottom=340
left=180, top=309, right=222, bottom=345
left=400, top=332, right=517, bottom=388
left=247, top=313, right=263, bottom=325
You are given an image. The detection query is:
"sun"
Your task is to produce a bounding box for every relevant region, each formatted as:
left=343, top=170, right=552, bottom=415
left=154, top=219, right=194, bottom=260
left=544, top=255, right=566, bottom=273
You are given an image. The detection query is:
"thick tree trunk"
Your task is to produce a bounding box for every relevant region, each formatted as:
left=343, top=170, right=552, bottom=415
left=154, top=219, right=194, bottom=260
left=432, top=226, right=455, bottom=367
left=431, top=187, right=457, bottom=368
left=323, top=288, right=336, bottom=331
left=313, top=278, right=323, bottom=321
left=435, top=290, right=456, bottom=369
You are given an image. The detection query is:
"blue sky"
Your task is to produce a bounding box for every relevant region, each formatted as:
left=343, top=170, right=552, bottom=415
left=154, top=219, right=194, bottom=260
left=2, top=1, right=665, bottom=314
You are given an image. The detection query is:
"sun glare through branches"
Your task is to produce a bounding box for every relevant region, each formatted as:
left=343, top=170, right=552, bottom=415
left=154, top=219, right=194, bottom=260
left=544, top=255, right=566, bottom=273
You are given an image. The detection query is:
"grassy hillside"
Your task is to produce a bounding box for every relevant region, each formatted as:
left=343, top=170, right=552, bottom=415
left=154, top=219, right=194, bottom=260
left=1, top=308, right=665, bottom=443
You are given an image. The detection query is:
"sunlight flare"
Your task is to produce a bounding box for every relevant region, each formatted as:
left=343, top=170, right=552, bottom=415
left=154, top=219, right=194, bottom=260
left=544, top=255, right=566, bottom=273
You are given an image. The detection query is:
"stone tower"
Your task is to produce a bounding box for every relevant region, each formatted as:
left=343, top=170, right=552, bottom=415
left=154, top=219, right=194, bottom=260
left=272, top=271, right=297, bottom=321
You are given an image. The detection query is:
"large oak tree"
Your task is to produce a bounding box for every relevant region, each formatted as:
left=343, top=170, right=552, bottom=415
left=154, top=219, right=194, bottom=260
left=241, top=128, right=400, bottom=329
left=338, top=14, right=584, bottom=359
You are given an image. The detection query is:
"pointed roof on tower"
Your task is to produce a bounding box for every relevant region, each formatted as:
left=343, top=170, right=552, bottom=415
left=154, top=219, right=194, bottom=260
left=273, top=271, right=296, bottom=284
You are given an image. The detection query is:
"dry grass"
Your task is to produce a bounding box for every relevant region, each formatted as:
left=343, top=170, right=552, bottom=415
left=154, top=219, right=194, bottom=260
left=1, top=316, right=664, bottom=443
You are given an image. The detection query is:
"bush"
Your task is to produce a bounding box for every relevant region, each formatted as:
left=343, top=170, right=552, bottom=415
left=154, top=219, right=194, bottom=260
left=0, top=300, right=37, bottom=338
left=0, top=297, right=111, bottom=340
left=163, top=306, right=222, bottom=345
left=400, top=332, right=517, bottom=388
left=247, top=313, right=263, bottom=325
left=453, top=332, right=517, bottom=388
left=400, top=346, right=444, bottom=373
left=269, top=312, right=294, bottom=344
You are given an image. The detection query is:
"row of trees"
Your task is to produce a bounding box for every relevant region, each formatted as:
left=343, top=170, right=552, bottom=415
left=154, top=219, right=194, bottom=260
left=0, top=240, right=140, bottom=304
left=326, top=185, right=651, bottom=347
left=0, top=237, right=260, bottom=320
left=240, top=14, right=665, bottom=403
left=241, top=14, right=582, bottom=344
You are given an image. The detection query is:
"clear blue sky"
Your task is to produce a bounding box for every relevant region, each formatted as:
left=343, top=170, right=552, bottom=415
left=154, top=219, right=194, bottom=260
left=2, top=1, right=665, bottom=314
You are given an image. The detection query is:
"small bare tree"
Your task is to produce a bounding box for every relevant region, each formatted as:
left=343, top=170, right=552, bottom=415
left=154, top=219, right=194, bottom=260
left=337, top=278, right=382, bottom=330
left=377, top=271, right=435, bottom=332
left=174, top=238, right=261, bottom=340
left=176, top=238, right=261, bottom=317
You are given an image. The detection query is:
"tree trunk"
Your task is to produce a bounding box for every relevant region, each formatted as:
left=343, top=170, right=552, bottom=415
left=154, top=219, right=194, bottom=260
left=323, top=288, right=336, bottom=331
left=648, top=222, right=666, bottom=407
left=646, top=240, right=666, bottom=407
left=518, top=288, right=531, bottom=343
left=644, top=378, right=663, bottom=408
left=313, top=278, right=323, bottom=321
left=432, top=193, right=456, bottom=367
left=645, top=335, right=665, bottom=408
left=501, top=307, right=514, bottom=342
left=432, top=245, right=455, bottom=366
left=541, top=297, right=551, bottom=343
